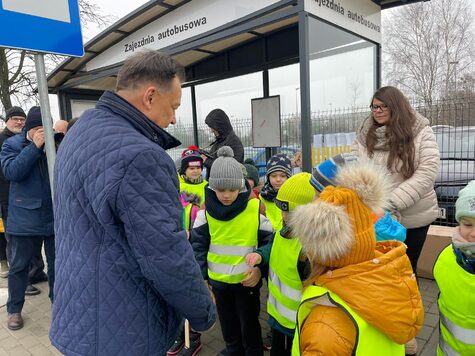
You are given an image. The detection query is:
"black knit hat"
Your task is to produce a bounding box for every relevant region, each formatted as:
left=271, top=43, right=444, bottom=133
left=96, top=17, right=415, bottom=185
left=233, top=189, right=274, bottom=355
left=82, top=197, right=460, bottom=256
left=5, top=106, right=26, bottom=122
left=266, top=153, right=292, bottom=179
left=180, top=145, right=203, bottom=173
left=25, top=106, right=43, bottom=131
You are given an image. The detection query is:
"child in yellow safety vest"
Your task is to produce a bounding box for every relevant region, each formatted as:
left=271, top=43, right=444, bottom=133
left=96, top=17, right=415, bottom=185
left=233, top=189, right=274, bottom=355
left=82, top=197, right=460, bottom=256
left=246, top=173, right=316, bottom=355
left=167, top=146, right=207, bottom=356
left=288, top=161, right=423, bottom=355
left=259, top=153, right=292, bottom=230
left=434, top=180, right=475, bottom=356
left=178, top=145, right=208, bottom=204
left=191, top=146, right=273, bottom=356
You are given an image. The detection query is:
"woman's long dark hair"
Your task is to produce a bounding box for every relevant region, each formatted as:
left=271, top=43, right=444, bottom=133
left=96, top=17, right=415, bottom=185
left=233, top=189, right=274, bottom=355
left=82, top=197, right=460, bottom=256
left=366, top=86, right=416, bottom=179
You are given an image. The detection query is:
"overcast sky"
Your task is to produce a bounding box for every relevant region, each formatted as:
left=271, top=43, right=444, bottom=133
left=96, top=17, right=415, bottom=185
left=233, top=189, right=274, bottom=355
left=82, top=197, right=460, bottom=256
left=48, top=1, right=149, bottom=119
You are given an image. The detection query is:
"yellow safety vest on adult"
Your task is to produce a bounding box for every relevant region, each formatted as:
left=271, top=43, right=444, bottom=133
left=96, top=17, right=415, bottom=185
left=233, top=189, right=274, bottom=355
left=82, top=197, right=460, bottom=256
left=260, top=197, right=282, bottom=230
left=292, top=285, right=405, bottom=356
left=207, top=198, right=260, bottom=284
left=434, top=246, right=475, bottom=356
left=268, top=230, right=303, bottom=330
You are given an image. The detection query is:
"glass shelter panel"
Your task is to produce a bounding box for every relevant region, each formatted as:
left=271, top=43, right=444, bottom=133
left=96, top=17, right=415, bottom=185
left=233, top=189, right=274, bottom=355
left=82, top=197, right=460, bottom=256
left=308, top=16, right=376, bottom=165
left=194, top=72, right=263, bottom=155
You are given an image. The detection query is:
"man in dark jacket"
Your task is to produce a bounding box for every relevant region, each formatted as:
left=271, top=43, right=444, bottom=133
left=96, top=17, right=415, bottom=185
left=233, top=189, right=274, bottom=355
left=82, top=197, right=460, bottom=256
left=50, top=50, right=216, bottom=356
left=0, top=107, right=55, bottom=330
left=203, top=109, right=244, bottom=179
left=0, top=106, right=26, bottom=279
left=0, top=107, right=47, bottom=294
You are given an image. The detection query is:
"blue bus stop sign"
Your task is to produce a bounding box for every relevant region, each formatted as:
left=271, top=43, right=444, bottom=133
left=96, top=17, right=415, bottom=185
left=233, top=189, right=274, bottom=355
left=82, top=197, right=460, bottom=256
left=0, top=0, right=84, bottom=56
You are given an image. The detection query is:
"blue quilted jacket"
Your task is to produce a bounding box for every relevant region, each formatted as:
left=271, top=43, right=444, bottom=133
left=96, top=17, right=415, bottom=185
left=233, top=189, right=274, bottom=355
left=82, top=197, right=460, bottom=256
left=50, top=91, right=216, bottom=356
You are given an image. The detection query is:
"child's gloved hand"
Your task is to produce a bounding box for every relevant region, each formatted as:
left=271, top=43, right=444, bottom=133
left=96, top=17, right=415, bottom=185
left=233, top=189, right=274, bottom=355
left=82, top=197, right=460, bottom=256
left=241, top=267, right=261, bottom=287
left=245, top=252, right=262, bottom=267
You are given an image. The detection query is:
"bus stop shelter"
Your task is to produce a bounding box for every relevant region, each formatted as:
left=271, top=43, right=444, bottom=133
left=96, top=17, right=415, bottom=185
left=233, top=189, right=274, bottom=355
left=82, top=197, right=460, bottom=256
left=47, top=0, right=427, bottom=171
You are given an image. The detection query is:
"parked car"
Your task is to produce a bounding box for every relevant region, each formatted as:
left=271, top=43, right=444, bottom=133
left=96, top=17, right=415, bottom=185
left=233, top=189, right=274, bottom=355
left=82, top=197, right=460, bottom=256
left=433, top=126, right=475, bottom=226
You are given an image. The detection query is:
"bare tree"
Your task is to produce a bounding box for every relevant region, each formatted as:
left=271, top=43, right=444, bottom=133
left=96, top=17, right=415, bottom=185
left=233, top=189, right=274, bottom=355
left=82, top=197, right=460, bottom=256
left=0, top=0, right=112, bottom=112
left=382, top=0, right=474, bottom=105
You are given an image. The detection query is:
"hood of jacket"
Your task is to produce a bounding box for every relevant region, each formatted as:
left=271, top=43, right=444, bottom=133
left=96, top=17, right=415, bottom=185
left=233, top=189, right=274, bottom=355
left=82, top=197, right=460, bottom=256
left=315, top=240, right=424, bottom=344
left=98, top=91, right=181, bottom=150
left=205, top=109, right=233, bottom=137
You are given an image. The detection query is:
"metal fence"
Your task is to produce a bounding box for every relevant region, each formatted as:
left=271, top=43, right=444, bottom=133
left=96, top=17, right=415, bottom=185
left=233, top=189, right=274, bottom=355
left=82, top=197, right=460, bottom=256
left=168, top=98, right=475, bottom=227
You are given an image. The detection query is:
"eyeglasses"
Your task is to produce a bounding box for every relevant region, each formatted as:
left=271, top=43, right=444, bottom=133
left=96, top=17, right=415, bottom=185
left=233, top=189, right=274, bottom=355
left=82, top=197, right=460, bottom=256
left=370, top=104, right=389, bottom=112
left=9, top=117, right=26, bottom=122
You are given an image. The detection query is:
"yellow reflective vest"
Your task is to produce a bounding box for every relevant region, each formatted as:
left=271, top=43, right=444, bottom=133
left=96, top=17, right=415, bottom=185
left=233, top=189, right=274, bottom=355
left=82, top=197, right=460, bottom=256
left=268, top=230, right=303, bottom=330
left=434, top=245, right=475, bottom=356
left=260, top=196, right=282, bottom=231
left=292, top=285, right=404, bottom=355
left=206, top=198, right=260, bottom=284
left=179, top=175, right=207, bottom=204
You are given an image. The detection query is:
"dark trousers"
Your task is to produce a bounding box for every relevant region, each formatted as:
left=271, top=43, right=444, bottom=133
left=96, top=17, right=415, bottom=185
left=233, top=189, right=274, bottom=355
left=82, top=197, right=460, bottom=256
left=270, top=328, right=293, bottom=356
left=405, top=225, right=431, bottom=275
left=0, top=204, right=46, bottom=282
left=214, top=286, right=263, bottom=356
left=7, top=234, right=55, bottom=313
left=0, top=231, right=7, bottom=261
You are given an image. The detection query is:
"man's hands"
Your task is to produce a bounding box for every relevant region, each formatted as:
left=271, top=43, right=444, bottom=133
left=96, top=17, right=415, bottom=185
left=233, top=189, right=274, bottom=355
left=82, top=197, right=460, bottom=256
left=32, top=128, right=45, bottom=149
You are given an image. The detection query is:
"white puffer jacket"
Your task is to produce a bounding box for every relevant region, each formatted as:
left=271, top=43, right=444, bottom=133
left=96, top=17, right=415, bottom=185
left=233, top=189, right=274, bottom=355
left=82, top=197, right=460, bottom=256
left=351, top=115, right=440, bottom=228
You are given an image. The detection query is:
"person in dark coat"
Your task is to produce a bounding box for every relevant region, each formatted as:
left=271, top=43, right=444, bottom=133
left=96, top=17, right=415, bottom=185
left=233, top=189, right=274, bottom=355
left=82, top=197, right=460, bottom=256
left=203, top=109, right=244, bottom=179
left=0, top=106, right=55, bottom=330
left=50, top=50, right=216, bottom=356
left=0, top=107, right=47, bottom=294
left=0, top=106, right=26, bottom=279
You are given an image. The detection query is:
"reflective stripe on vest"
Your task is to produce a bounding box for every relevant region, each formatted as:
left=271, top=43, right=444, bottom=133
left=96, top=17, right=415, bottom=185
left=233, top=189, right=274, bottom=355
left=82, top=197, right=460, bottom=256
left=180, top=179, right=207, bottom=204
left=206, top=198, right=260, bottom=284
left=291, top=285, right=404, bottom=356
left=438, top=338, right=462, bottom=356
left=434, top=246, right=475, bottom=356
left=267, top=230, right=303, bottom=329
left=260, top=196, right=282, bottom=230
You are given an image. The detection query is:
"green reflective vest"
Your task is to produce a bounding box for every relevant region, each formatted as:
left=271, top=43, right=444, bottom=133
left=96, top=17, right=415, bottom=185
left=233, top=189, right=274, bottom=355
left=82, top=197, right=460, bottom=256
left=206, top=198, right=260, bottom=284
left=179, top=177, right=207, bottom=204
left=268, top=229, right=303, bottom=330
left=434, top=246, right=475, bottom=356
left=292, top=285, right=404, bottom=356
left=260, top=196, right=282, bottom=231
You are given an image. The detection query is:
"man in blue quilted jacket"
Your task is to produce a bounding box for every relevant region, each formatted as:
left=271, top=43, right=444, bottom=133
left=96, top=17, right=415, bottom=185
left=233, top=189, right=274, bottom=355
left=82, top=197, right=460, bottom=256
left=51, top=50, right=216, bottom=355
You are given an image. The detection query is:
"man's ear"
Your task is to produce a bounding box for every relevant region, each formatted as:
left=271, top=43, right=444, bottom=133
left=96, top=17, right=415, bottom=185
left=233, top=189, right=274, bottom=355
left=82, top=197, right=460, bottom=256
left=142, top=86, right=157, bottom=110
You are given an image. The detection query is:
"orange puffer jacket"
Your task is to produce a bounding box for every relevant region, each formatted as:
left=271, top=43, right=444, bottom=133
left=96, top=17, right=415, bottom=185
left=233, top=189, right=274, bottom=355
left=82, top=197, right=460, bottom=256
left=300, top=241, right=424, bottom=355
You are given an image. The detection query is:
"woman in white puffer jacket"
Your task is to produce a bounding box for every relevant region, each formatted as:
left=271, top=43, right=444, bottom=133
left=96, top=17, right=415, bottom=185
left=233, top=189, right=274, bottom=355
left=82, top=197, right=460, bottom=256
left=351, top=86, right=440, bottom=276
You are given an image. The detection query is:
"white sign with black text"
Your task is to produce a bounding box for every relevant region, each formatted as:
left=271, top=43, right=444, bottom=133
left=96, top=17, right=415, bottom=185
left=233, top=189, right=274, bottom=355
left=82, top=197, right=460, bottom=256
left=305, top=0, right=381, bottom=44
left=86, top=0, right=281, bottom=71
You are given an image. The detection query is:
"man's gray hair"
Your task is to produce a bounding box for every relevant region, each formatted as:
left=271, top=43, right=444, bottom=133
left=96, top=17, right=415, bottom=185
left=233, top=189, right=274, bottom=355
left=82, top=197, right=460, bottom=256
left=116, top=50, right=185, bottom=92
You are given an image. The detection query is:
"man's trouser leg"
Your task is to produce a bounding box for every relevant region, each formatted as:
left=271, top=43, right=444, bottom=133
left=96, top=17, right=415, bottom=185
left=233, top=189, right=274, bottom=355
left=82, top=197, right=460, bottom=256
left=28, top=241, right=47, bottom=284
left=7, top=235, right=40, bottom=313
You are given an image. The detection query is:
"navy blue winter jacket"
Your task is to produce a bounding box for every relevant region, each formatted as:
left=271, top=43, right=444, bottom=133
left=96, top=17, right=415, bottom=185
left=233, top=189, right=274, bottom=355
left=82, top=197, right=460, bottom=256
left=50, top=91, right=216, bottom=356
left=0, top=132, right=53, bottom=236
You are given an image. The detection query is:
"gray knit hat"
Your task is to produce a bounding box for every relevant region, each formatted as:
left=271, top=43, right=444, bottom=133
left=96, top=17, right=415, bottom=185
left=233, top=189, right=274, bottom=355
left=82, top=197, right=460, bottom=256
left=209, top=146, right=245, bottom=190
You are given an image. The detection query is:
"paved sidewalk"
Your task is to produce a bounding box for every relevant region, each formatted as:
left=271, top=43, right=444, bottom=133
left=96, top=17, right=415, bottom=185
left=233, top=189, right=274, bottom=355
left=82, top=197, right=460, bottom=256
left=0, top=278, right=439, bottom=356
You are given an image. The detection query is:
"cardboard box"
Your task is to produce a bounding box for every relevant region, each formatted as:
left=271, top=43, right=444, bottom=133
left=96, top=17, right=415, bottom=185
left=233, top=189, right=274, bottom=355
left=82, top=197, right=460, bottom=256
left=416, top=225, right=453, bottom=279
